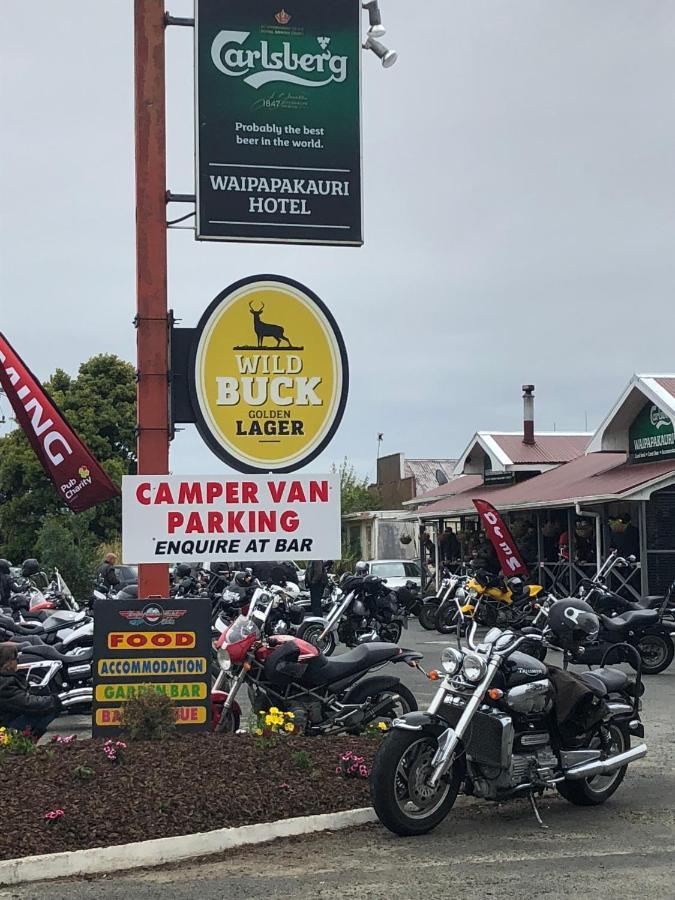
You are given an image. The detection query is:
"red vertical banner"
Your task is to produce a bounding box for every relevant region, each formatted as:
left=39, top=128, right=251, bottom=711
left=0, top=332, right=119, bottom=513
left=472, top=498, right=529, bottom=578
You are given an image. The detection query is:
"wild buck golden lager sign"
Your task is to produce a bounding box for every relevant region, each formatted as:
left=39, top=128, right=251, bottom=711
left=182, top=275, right=348, bottom=473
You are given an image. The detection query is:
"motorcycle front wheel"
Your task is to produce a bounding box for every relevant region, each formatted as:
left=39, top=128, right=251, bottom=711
left=371, top=727, right=461, bottom=836
left=435, top=604, right=460, bottom=635
left=418, top=601, right=440, bottom=631
left=296, top=621, right=337, bottom=656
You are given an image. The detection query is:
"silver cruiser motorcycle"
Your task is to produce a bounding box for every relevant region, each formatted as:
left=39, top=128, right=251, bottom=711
left=371, top=598, right=647, bottom=835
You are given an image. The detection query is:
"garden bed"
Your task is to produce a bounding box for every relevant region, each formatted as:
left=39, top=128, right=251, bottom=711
left=0, top=733, right=377, bottom=861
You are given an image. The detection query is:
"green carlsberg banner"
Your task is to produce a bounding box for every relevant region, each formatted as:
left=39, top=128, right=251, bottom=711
left=195, top=0, right=362, bottom=245
left=629, top=401, right=675, bottom=462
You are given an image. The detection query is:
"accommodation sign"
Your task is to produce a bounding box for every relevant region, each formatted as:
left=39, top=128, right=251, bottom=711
left=181, top=274, right=348, bottom=473
left=629, top=401, right=675, bottom=462
left=93, top=598, right=211, bottom=738
left=195, top=0, right=362, bottom=245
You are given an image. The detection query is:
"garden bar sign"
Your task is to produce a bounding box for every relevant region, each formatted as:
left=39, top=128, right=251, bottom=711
left=195, top=0, right=362, bottom=244
left=122, top=473, right=341, bottom=564
left=171, top=274, right=348, bottom=473
left=92, top=597, right=212, bottom=738
left=629, top=401, right=675, bottom=462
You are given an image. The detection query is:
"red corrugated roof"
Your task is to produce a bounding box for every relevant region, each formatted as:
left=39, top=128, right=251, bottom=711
left=655, top=378, right=675, bottom=401
left=491, top=434, right=591, bottom=465
left=409, top=474, right=483, bottom=504
left=420, top=453, right=675, bottom=517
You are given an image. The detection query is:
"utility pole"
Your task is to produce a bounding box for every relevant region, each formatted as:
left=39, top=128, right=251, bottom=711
left=134, top=0, right=170, bottom=598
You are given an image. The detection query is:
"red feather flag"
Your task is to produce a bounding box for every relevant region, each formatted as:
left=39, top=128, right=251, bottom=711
left=0, top=332, right=119, bottom=513
left=472, top=498, right=529, bottom=578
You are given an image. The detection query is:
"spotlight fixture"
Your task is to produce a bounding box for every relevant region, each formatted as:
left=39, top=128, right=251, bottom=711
left=363, top=34, right=397, bottom=68
left=362, top=0, right=386, bottom=38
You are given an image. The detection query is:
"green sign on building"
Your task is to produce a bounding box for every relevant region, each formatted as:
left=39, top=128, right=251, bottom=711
left=195, top=0, right=362, bottom=245
left=629, top=401, right=675, bottom=462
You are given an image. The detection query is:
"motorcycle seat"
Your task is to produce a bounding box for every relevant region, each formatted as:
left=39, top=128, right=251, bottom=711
left=579, top=667, right=629, bottom=695
left=636, top=595, right=664, bottom=609
left=18, top=644, right=93, bottom=664
left=304, top=642, right=400, bottom=685
left=601, top=609, right=659, bottom=632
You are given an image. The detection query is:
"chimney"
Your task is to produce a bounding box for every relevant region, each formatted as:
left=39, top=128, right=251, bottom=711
left=522, top=384, right=535, bottom=445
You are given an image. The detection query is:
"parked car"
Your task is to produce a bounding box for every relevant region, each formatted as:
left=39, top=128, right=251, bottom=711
left=362, top=560, right=422, bottom=590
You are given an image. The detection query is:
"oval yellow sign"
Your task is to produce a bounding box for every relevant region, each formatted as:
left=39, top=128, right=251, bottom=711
left=190, top=275, right=348, bottom=472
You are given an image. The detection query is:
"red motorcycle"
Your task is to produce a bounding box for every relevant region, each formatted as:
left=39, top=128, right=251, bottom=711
left=212, top=590, right=421, bottom=734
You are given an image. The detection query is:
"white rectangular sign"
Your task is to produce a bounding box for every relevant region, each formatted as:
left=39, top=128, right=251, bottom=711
left=122, top=474, right=341, bottom=564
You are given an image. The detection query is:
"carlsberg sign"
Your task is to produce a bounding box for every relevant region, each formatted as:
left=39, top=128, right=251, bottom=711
left=211, top=31, right=349, bottom=89
left=196, top=0, right=362, bottom=245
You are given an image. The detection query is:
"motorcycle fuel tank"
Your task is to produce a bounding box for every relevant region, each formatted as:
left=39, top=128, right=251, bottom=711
left=502, top=651, right=548, bottom=687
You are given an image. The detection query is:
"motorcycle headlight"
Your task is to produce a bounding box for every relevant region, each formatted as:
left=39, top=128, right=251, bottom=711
left=441, top=647, right=463, bottom=675
left=217, top=648, right=232, bottom=672
left=462, top=652, right=487, bottom=683
left=454, top=587, right=466, bottom=601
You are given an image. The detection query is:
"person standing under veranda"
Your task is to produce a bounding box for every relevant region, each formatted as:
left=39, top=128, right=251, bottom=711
left=97, top=552, right=120, bottom=590
left=305, top=560, right=329, bottom=617
left=0, top=643, right=61, bottom=739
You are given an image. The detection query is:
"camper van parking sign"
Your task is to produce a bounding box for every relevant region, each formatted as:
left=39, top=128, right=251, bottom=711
left=186, top=275, right=348, bottom=473
left=195, top=0, right=362, bottom=245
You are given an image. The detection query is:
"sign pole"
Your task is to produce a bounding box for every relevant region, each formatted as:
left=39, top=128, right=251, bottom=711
left=134, top=0, right=170, bottom=598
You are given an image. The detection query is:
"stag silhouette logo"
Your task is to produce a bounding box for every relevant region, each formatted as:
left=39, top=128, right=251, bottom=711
left=248, top=300, right=292, bottom=348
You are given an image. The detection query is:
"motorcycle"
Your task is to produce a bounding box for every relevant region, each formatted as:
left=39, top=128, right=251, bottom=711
left=16, top=643, right=93, bottom=715
left=212, top=591, right=422, bottom=735
left=298, top=574, right=406, bottom=656
left=418, top=567, right=458, bottom=631
left=371, top=615, right=647, bottom=836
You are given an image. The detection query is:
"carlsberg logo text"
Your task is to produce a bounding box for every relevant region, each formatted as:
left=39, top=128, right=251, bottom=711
left=211, top=31, right=348, bottom=89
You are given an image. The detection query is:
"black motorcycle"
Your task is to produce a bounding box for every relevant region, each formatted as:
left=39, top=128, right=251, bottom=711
left=536, top=588, right=674, bottom=675
left=298, top=574, right=407, bottom=656
left=371, top=604, right=647, bottom=836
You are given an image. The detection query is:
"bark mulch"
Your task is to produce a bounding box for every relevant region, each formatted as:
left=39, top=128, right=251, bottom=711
left=0, top=733, right=378, bottom=861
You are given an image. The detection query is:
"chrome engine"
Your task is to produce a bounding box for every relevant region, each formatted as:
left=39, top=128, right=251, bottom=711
left=471, top=742, right=559, bottom=799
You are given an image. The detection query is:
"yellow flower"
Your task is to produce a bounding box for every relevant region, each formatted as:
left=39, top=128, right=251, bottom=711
left=254, top=728, right=263, bottom=736
left=284, top=723, right=295, bottom=733
left=286, top=712, right=295, bottom=719
left=269, top=707, right=280, bottom=715
left=377, top=722, right=388, bottom=731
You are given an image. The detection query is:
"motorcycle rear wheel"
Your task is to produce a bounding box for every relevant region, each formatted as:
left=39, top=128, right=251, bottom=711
left=556, top=721, right=629, bottom=806
left=636, top=633, right=674, bottom=675
left=371, top=728, right=461, bottom=835
left=418, top=601, right=440, bottom=631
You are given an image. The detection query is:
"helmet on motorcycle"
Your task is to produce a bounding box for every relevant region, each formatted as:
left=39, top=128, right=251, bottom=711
left=548, top=598, right=599, bottom=649
left=234, top=570, right=252, bottom=588
left=287, top=602, right=305, bottom=626
left=355, top=561, right=368, bottom=576
left=175, top=563, right=192, bottom=578
left=117, top=584, right=138, bottom=601
left=0, top=559, right=11, bottom=575
left=21, top=559, right=40, bottom=578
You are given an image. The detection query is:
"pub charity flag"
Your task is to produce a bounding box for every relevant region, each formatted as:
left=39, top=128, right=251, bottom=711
left=472, top=498, right=529, bottom=578
left=0, top=332, right=119, bottom=512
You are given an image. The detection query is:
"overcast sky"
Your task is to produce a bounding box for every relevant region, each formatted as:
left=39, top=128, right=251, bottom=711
left=2, top=1, right=674, bottom=481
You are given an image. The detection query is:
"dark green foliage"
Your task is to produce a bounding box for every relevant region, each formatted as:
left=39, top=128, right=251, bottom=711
left=119, top=687, right=177, bottom=742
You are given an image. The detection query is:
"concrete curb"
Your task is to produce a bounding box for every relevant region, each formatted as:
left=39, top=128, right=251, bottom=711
left=0, top=807, right=378, bottom=887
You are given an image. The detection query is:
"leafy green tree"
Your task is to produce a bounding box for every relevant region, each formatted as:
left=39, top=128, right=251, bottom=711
left=332, top=459, right=379, bottom=515
left=0, top=354, right=136, bottom=591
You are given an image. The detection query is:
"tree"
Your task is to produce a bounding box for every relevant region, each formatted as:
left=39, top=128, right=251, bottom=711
left=0, top=354, right=136, bottom=589
left=332, top=459, right=379, bottom=515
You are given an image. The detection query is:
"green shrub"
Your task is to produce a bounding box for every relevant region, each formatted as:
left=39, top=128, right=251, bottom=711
left=119, top=686, right=177, bottom=741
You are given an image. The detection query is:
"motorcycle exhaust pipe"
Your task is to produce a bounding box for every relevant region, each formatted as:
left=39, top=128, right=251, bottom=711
left=564, top=743, right=647, bottom=781
left=58, top=688, right=92, bottom=708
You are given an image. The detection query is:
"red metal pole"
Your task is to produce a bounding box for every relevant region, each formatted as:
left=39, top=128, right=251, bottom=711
left=134, top=0, right=169, bottom=598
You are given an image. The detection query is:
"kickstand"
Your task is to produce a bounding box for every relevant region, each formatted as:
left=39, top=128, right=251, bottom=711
left=528, top=792, right=549, bottom=829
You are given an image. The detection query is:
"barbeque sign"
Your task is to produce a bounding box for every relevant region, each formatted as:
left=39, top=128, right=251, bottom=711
left=188, top=275, right=348, bottom=472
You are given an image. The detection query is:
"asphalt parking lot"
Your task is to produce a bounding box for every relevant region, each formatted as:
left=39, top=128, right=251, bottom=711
left=8, top=622, right=675, bottom=900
